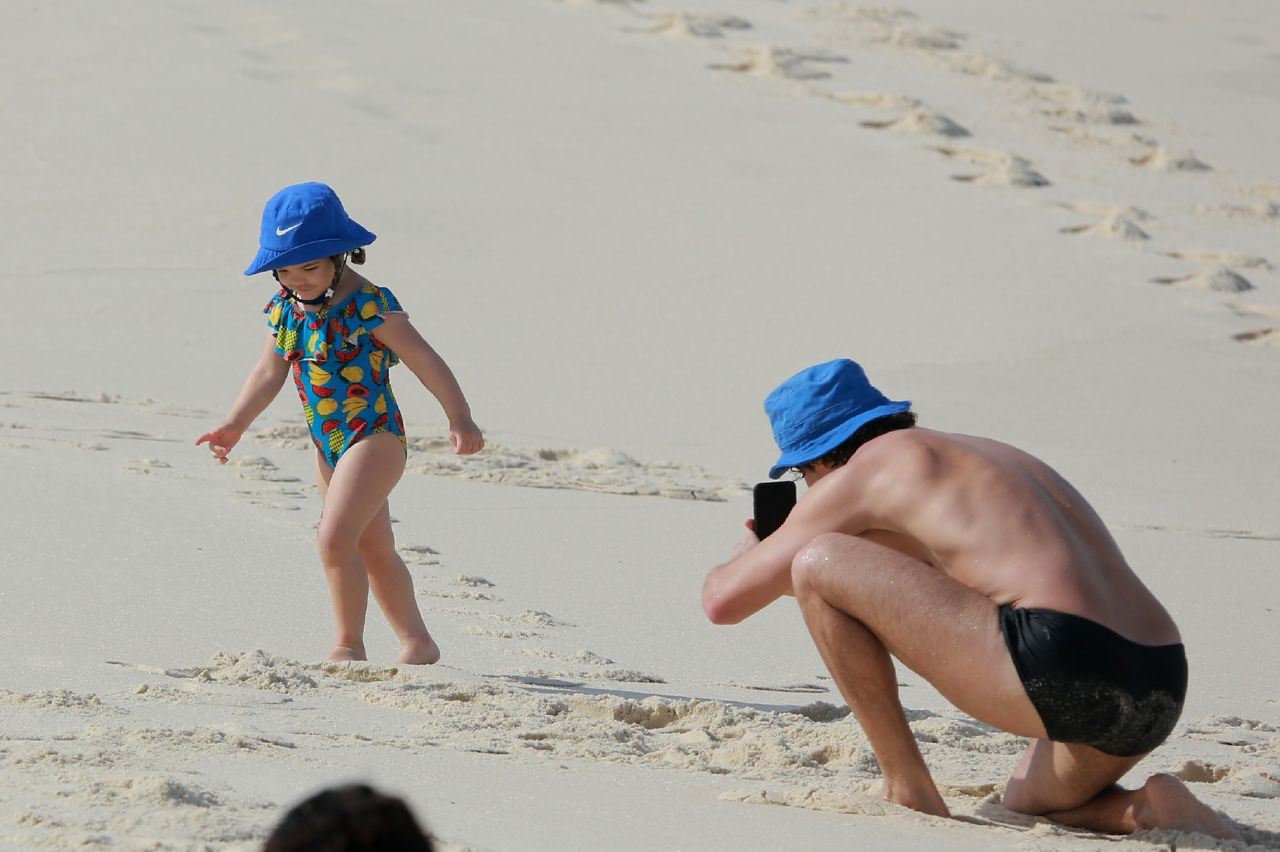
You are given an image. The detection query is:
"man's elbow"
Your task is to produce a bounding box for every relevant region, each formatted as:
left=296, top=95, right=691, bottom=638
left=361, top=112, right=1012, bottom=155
left=701, top=584, right=744, bottom=626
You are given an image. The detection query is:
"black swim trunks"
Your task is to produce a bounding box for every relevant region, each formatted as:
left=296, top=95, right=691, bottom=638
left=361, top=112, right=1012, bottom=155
left=998, top=605, right=1188, bottom=757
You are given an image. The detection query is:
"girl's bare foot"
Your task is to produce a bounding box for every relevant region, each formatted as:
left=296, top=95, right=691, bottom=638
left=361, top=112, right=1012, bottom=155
left=327, top=643, right=367, bottom=662
left=1135, top=774, right=1237, bottom=840
left=398, top=635, right=440, bottom=665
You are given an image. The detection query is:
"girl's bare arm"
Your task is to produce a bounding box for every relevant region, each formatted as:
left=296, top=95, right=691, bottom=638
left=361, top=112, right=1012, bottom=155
left=370, top=315, right=483, bottom=454
left=196, top=335, right=290, bottom=462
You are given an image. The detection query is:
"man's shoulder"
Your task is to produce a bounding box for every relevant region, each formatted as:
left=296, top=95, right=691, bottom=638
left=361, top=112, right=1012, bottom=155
left=850, top=427, right=937, bottom=471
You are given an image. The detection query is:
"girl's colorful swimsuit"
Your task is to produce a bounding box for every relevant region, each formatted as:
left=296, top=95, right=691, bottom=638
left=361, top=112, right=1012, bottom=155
left=264, top=283, right=407, bottom=467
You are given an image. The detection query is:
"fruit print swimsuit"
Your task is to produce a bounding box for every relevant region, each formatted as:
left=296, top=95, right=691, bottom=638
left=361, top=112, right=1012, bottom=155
left=264, top=283, right=407, bottom=467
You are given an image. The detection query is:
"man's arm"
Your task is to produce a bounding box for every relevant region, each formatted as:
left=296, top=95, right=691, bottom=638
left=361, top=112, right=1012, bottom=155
left=702, top=479, right=861, bottom=625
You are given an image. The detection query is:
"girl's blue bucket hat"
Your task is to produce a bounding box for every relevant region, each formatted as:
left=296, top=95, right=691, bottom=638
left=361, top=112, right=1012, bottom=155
left=244, top=182, right=376, bottom=275
left=765, top=358, right=911, bottom=479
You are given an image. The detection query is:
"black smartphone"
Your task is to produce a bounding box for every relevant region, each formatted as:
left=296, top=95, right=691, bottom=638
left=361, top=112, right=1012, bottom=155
left=753, top=481, right=797, bottom=540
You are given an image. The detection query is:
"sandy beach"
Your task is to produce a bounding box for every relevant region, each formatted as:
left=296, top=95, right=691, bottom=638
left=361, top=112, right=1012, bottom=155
left=2, top=1, right=1279, bottom=848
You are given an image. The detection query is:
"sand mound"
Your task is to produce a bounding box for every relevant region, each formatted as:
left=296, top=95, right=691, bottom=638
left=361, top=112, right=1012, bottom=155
left=861, top=110, right=969, bottom=137
left=826, top=91, right=921, bottom=110
left=1164, top=251, right=1272, bottom=270
left=1061, top=210, right=1150, bottom=241
left=1194, top=200, right=1280, bottom=222
left=1153, top=266, right=1253, bottom=293
left=1233, top=328, right=1280, bottom=348
left=711, top=46, right=848, bottom=81
left=406, top=438, right=745, bottom=501
left=638, top=12, right=751, bottom=38
left=1132, top=146, right=1212, bottom=171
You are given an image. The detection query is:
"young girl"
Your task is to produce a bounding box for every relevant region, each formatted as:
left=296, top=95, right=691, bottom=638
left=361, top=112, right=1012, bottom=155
left=197, top=182, right=483, bottom=664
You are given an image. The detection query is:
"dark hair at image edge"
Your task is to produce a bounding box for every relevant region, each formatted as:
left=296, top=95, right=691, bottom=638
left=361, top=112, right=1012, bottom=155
left=262, top=784, right=434, bottom=852
left=810, top=410, right=918, bottom=470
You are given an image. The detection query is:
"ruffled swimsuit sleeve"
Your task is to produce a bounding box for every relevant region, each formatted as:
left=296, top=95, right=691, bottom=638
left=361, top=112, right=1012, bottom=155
left=337, top=284, right=405, bottom=369
left=263, top=289, right=308, bottom=362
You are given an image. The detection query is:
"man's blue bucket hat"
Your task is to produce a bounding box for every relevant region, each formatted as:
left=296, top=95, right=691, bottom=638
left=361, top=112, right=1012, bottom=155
left=765, top=358, right=911, bottom=479
left=244, top=182, right=376, bottom=276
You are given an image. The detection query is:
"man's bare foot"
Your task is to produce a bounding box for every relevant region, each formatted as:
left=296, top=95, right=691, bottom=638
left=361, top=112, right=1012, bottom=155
left=1134, top=773, right=1237, bottom=840
left=326, top=643, right=367, bottom=662
left=397, top=635, right=440, bottom=665
left=882, top=780, right=951, bottom=818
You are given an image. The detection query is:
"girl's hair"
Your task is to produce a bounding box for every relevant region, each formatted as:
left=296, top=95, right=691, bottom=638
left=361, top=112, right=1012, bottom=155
left=271, top=250, right=366, bottom=289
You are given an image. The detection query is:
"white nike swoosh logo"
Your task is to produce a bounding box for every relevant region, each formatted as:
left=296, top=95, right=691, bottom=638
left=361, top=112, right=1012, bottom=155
left=276, top=223, right=302, bottom=236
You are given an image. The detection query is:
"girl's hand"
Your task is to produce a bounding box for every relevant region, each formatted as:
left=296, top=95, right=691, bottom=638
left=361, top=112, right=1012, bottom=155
left=448, top=417, right=484, bottom=455
left=195, top=423, right=244, bottom=464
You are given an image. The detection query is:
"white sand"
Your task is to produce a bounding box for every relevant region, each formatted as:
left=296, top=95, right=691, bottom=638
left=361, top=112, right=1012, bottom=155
left=3, top=1, right=1279, bottom=849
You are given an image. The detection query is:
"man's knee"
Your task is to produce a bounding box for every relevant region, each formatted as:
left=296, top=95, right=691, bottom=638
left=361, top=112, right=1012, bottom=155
left=791, top=532, right=860, bottom=595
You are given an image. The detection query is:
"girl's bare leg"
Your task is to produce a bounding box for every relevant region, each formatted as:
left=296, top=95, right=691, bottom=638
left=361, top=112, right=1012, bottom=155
left=358, top=499, right=440, bottom=664
left=313, top=434, right=407, bottom=662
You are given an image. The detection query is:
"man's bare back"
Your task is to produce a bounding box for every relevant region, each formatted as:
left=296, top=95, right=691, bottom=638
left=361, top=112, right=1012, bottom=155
left=702, top=358, right=1235, bottom=839
left=825, top=427, right=1180, bottom=647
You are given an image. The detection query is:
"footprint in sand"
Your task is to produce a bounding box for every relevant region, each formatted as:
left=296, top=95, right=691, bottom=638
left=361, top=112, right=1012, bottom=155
left=250, top=424, right=313, bottom=451
left=721, top=785, right=896, bottom=816
left=462, top=626, right=543, bottom=640
left=940, top=50, right=1053, bottom=84
left=65, top=441, right=109, bottom=451
left=522, top=648, right=615, bottom=666
left=861, top=110, right=969, bottom=138
left=1059, top=209, right=1150, bottom=241
left=422, top=574, right=500, bottom=600
left=1033, top=84, right=1138, bottom=126
left=513, top=667, right=666, bottom=684
left=1233, top=328, right=1280, bottom=349
left=399, top=544, right=443, bottom=567
left=100, top=428, right=176, bottom=443
left=721, top=681, right=829, bottom=694
left=809, top=5, right=1050, bottom=84
left=709, top=46, right=848, bottom=81
left=823, top=91, right=922, bottom=110
left=433, top=607, right=574, bottom=629
left=1164, top=250, right=1272, bottom=272
left=228, top=455, right=301, bottom=483
left=234, top=490, right=304, bottom=511
left=1245, top=184, right=1280, bottom=199
left=1194, top=199, right=1280, bottom=223
left=810, top=4, right=962, bottom=52
left=407, top=438, right=745, bottom=502
left=632, top=11, right=751, bottom=39
left=1152, top=265, right=1254, bottom=293
left=452, top=574, right=495, bottom=588
left=1131, top=145, right=1212, bottom=172
left=1175, top=760, right=1233, bottom=783
left=120, top=458, right=181, bottom=476
left=1118, top=523, right=1280, bottom=541
left=934, top=146, right=1049, bottom=188
left=420, top=588, right=501, bottom=602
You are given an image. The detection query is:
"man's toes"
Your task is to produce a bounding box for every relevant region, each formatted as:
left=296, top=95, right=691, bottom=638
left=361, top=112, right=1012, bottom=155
left=1138, top=773, right=1237, bottom=839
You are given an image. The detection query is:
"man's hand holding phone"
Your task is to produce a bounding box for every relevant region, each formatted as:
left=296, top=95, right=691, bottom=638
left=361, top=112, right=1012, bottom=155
left=753, top=481, right=797, bottom=539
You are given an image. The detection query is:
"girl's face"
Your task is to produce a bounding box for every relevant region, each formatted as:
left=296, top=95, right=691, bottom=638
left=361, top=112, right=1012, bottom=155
left=275, top=258, right=335, bottom=299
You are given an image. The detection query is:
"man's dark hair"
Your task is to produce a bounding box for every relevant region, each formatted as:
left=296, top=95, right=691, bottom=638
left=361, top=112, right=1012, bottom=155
left=807, top=411, right=917, bottom=470
left=263, top=784, right=434, bottom=852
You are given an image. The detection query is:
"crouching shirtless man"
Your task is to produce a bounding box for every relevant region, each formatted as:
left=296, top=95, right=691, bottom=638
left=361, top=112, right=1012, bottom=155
left=702, top=358, right=1234, bottom=838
